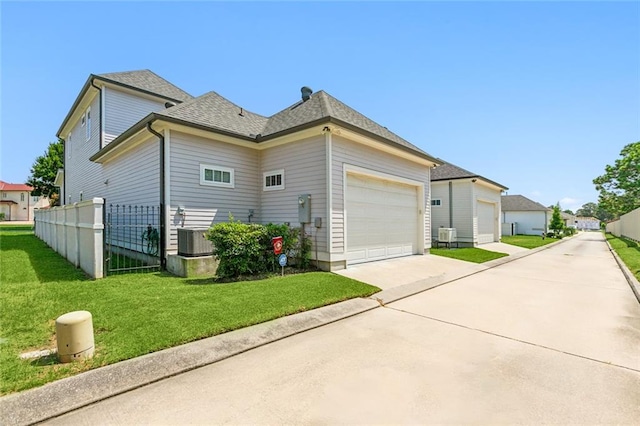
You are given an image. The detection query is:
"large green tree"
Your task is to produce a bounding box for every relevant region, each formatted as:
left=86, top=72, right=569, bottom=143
left=26, top=139, right=63, bottom=206
left=593, top=141, right=640, bottom=217
left=549, top=204, right=564, bottom=237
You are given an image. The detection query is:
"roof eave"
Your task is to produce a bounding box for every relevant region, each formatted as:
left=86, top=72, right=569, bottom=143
left=57, top=74, right=96, bottom=137
left=432, top=175, right=508, bottom=191
left=93, top=75, right=189, bottom=104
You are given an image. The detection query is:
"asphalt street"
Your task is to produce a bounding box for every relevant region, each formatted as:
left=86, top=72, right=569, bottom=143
left=46, top=233, right=640, bottom=425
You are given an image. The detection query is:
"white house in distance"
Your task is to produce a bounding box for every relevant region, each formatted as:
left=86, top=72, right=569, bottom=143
left=501, top=194, right=551, bottom=236
left=430, top=162, right=508, bottom=246
left=576, top=216, right=601, bottom=231
left=0, top=181, right=49, bottom=221
left=56, top=70, right=441, bottom=271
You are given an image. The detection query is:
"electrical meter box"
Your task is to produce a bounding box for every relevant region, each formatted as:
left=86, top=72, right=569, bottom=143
left=298, top=194, right=311, bottom=223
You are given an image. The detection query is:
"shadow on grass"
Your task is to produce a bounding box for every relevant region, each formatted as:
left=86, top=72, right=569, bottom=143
left=29, top=353, right=59, bottom=367
left=0, top=232, right=88, bottom=283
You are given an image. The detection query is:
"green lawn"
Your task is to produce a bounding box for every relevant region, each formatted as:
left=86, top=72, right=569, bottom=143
left=501, top=234, right=559, bottom=249
left=430, top=247, right=508, bottom=263
left=0, top=225, right=379, bottom=395
left=605, top=233, right=640, bottom=281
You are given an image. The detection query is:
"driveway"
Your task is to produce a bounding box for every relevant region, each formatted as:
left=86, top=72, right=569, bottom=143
left=46, top=232, right=640, bottom=425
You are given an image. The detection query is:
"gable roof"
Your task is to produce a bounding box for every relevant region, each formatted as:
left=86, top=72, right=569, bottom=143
left=97, top=70, right=193, bottom=103
left=501, top=195, right=550, bottom=212
left=93, top=86, right=439, bottom=164
left=57, top=70, right=193, bottom=137
left=0, top=180, right=33, bottom=192
left=431, top=162, right=508, bottom=190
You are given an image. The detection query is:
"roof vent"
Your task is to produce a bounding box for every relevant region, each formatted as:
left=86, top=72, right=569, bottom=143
left=301, top=86, right=313, bottom=101
left=164, top=101, right=176, bottom=108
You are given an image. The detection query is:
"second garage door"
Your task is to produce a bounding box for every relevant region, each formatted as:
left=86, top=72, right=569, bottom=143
left=477, top=201, right=497, bottom=244
left=346, top=173, right=420, bottom=264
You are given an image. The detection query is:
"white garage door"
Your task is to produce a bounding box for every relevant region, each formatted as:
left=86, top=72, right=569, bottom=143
left=477, top=201, right=496, bottom=244
left=346, top=173, right=419, bottom=264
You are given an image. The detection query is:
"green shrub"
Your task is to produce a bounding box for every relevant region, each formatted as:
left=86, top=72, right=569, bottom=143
left=205, top=217, right=267, bottom=279
left=262, top=223, right=298, bottom=271
left=0, top=213, right=5, bottom=221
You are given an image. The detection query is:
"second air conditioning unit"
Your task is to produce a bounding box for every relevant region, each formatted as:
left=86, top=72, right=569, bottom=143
left=438, top=227, right=457, bottom=243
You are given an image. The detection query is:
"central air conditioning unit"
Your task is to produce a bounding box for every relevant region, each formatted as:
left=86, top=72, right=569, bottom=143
left=438, top=227, right=457, bottom=243
left=177, top=228, right=214, bottom=257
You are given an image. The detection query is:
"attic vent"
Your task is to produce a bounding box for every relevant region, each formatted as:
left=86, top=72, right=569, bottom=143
left=301, top=86, right=313, bottom=101
left=164, top=101, right=176, bottom=108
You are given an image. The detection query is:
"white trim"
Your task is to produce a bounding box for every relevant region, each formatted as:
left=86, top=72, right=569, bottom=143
left=200, top=164, right=234, bottom=188
left=262, top=169, right=285, bottom=191
left=165, top=129, right=171, bottom=254
left=325, top=130, right=334, bottom=252
left=85, top=107, right=91, bottom=141
left=431, top=199, right=442, bottom=206
left=344, top=164, right=424, bottom=187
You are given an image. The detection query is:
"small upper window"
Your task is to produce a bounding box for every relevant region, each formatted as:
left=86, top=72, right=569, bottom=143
left=431, top=199, right=441, bottom=206
left=85, top=108, right=91, bottom=141
left=263, top=169, right=285, bottom=191
left=67, top=133, right=72, bottom=159
left=20, top=193, right=25, bottom=202
left=2, top=193, right=6, bottom=198
left=32, top=196, right=39, bottom=202
left=200, top=164, right=234, bottom=188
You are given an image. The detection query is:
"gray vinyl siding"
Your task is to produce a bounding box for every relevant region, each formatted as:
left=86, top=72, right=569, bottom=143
left=167, top=131, right=260, bottom=250
left=64, top=93, right=104, bottom=204
left=102, top=138, right=160, bottom=206
left=430, top=181, right=452, bottom=238
left=104, top=87, right=165, bottom=146
left=331, top=135, right=430, bottom=253
left=429, top=180, right=473, bottom=243
left=261, top=135, right=327, bottom=252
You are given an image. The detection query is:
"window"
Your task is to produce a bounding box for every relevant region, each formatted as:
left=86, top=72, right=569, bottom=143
left=85, top=107, right=91, bottom=141
left=20, top=193, right=25, bottom=202
left=200, top=164, right=234, bottom=188
left=2, top=193, right=6, bottom=198
left=32, top=196, right=39, bottom=202
left=431, top=199, right=441, bottom=206
left=67, top=133, right=72, bottom=159
left=263, top=169, right=285, bottom=191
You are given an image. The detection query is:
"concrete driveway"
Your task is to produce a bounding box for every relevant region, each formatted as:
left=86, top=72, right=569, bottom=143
left=44, top=232, right=640, bottom=425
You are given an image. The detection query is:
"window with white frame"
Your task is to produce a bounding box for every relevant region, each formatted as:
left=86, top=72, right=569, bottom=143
left=200, top=164, right=234, bottom=188
left=20, top=193, right=25, bottom=202
left=85, top=107, right=91, bottom=141
left=67, top=133, right=72, bottom=159
left=263, top=169, right=284, bottom=191
left=32, top=196, right=39, bottom=202
left=431, top=199, right=442, bottom=206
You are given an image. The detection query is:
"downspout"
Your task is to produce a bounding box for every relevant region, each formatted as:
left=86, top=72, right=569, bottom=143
left=89, top=79, right=103, bottom=149
left=448, top=181, right=453, bottom=228
left=147, top=122, right=166, bottom=270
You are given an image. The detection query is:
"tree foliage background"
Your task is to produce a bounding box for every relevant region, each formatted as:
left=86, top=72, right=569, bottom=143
left=26, top=139, right=63, bottom=206
left=593, top=141, right=640, bottom=218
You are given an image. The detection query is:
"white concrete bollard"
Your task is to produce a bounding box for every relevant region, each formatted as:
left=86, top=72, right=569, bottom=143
left=56, top=311, right=95, bottom=363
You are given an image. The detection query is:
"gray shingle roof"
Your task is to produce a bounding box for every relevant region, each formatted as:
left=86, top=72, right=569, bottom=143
left=431, top=162, right=508, bottom=190
left=501, top=195, right=550, bottom=211
left=261, top=91, right=433, bottom=158
left=155, top=91, right=268, bottom=138
left=97, top=70, right=193, bottom=102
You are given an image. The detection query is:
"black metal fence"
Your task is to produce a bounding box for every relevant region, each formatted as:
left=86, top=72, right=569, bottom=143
left=104, top=204, right=161, bottom=275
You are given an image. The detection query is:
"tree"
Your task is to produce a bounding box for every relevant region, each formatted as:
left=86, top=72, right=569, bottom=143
left=576, top=202, right=597, bottom=217
left=563, top=209, right=574, bottom=215
left=549, top=204, right=564, bottom=237
left=593, top=141, right=640, bottom=217
left=26, top=139, right=63, bottom=206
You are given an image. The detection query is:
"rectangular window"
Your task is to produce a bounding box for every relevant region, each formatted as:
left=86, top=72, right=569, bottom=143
left=67, top=133, right=72, bottom=159
left=85, top=107, right=91, bottom=141
left=200, top=164, right=234, bottom=188
left=431, top=199, right=441, bottom=206
left=32, top=196, right=39, bottom=202
left=2, top=193, right=6, bottom=198
left=263, top=169, right=285, bottom=191
left=20, top=193, right=25, bottom=202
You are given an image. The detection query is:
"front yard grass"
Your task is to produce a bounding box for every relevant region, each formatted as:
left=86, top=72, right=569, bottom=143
left=0, top=225, right=380, bottom=395
left=605, top=233, right=640, bottom=281
left=501, top=234, right=559, bottom=249
left=430, top=247, right=508, bottom=263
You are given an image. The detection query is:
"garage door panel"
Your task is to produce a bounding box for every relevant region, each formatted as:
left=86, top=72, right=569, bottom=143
left=346, top=173, right=419, bottom=264
left=477, top=201, right=496, bottom=244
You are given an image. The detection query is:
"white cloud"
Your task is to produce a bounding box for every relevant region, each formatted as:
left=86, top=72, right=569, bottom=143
left=531, top=190, right=542, bottom=197
left=559, top=197, right=582, bottom=212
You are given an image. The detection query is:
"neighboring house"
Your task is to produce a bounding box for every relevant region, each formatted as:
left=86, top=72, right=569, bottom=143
left=561, top=212, right=577, bottom=228
left=57, top=70, right=440, bottom=271
left=576, top=216, right=600, bottom=231
left=0, top=181, right=49, bottom=221
left=501, top=195, right=551, bottom=236
left=430, top=162, right=508, bottom=246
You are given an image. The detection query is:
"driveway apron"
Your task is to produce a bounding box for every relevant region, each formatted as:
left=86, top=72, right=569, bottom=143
left=45, top=233, right=640, bottom=425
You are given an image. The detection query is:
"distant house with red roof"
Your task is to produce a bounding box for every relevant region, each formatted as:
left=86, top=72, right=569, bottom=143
left=0, top=181, right=49, bottom=221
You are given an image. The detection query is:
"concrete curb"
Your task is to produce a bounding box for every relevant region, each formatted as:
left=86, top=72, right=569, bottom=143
left=605, top=239, right=640, bottom=304
left=0, top=236, right=573, bottom=425
left=0, top=298, right=379, bottom=426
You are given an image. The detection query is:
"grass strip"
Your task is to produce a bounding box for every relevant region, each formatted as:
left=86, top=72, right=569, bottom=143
left=0, top=225, right=379, bottom=395
left=430, top=247, right=508, bottom=263
left=605, top=233, right=640, bottom=281
left=501, top=234, right=559, bottom=249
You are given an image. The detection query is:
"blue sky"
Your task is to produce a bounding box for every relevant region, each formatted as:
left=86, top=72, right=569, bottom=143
left=1, top=1, right=638, bottom=212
